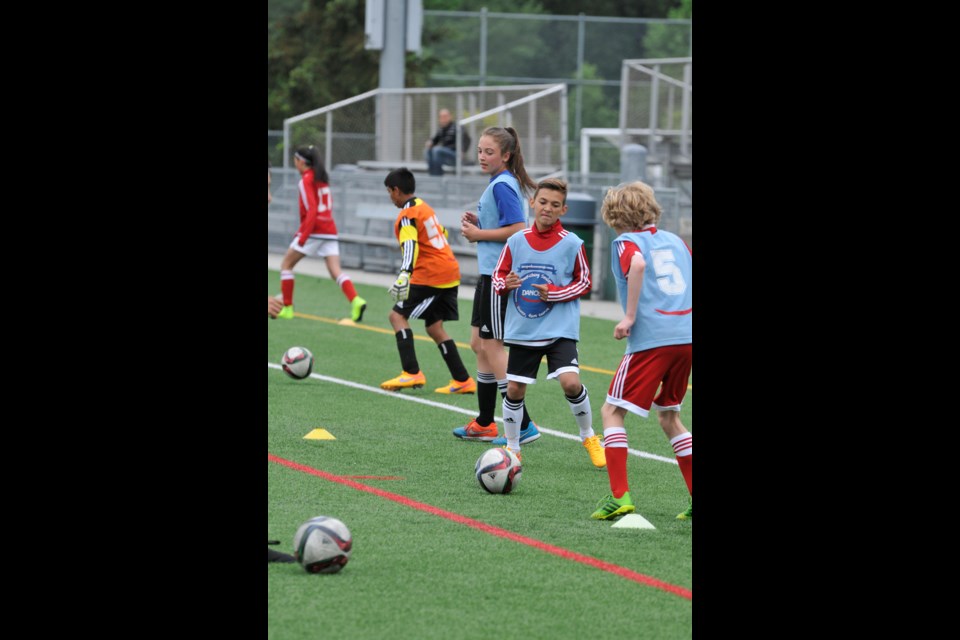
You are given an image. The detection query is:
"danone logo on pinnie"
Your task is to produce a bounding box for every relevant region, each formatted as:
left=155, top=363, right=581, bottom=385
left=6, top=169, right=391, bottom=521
left=513, top=271, right=553, bottom=319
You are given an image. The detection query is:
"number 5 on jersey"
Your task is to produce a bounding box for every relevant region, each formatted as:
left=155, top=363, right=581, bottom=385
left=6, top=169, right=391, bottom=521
left=651, top=249, right=687, bottom=295
left=423, top=215, right=449, bottom=250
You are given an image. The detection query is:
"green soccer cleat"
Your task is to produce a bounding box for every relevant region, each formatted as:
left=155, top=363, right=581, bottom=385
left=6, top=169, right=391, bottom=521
left=277, top=305, right=294, bottom=320
left=676, top=500, right=692, bottom=520
left=351, top=296, right=367, bottom=322
left=591, top=492, right=635, bottom=520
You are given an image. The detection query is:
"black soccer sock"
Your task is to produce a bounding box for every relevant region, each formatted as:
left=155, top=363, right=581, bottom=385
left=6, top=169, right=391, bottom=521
left=395, top=329, right=419, bottom=374
left=438, top=339, right=469, bottom=382
left=476, top=372, right=498, bottom=426
left=499, top=378, right=532, bottom=430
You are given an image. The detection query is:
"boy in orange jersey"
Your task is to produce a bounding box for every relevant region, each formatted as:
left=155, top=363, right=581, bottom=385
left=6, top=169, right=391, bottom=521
left=380, top=168, right=476, bottom=394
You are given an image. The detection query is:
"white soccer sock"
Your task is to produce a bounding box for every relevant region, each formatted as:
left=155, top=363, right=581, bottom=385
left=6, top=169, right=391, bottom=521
left=670, top=432, right=692, bottom=457
left=603, top=426, right=628, bottom=448
left=566, top=385, right=594, bottom=440
left=502, top=396, right=524, bottom=451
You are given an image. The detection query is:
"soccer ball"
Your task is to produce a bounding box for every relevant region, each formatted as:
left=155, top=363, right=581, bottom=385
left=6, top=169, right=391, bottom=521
left=475, top=447, right=522, bottom=494
left=281, top=346, right=314, bottom=380
left=292, top=516, right=352, bottom=574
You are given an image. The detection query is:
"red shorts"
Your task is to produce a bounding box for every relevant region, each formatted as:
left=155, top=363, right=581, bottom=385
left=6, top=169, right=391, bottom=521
left=606, top=344, right=691, bottom=417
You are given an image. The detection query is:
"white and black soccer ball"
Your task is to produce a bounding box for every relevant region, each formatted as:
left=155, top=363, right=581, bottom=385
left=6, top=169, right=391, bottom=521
left=475, top=447, right=522, bottom=494
left=292, top=516, right=352, bottom=574
left=281, top=346, right=314, bottom=380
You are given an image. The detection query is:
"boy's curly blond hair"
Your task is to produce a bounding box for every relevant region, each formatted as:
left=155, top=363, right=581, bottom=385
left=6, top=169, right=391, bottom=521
left=601, top=181, right=662, bottom=231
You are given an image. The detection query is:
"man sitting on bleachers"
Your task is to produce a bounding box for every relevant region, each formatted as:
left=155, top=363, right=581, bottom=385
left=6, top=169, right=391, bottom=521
left=424, top=108, right=471, bottom=176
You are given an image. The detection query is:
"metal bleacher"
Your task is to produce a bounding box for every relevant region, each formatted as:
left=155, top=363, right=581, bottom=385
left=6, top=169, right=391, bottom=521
left=269, top=167, right=488, bottom=284
left=271, top=84, right=569, bottom=286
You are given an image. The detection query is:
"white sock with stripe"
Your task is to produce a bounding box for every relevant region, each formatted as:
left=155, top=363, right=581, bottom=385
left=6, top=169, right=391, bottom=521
left=565, top=385, right=594, bottom=440
left=670, top=433, right=692, bottom=457
left=502, top=396, right=524, bottom=451
left=603, top=426, right=628, bottom=448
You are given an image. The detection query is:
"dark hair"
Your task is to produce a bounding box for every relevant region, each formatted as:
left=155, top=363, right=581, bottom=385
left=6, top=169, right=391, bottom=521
left=294, top=145, right=329, bottom=183
left=479, top=126, right=537, bottom=196
left=384, top=167, right=416, bottom=195
left=535, top=177, right=568, bottom=203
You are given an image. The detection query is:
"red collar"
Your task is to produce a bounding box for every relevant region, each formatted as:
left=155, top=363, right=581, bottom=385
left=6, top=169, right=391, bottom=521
left=531, top=221, right=563, bottom=237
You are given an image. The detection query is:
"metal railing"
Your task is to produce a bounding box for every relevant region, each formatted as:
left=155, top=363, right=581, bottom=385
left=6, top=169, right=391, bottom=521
left=280, top=84, right=567, bottom=179
left=618, top=58, right=692, bottom=160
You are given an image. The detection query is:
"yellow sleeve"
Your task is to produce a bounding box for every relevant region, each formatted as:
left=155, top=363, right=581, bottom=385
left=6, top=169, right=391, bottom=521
left=397, top=224, right=418, bottom=244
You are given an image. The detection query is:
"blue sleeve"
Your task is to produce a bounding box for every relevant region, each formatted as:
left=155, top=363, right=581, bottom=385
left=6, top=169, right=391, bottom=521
left=492, top=182, right=525, bottom=227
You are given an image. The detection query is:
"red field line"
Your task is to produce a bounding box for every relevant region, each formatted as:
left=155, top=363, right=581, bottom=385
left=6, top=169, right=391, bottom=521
left=269, top=452, right=691, bottom=600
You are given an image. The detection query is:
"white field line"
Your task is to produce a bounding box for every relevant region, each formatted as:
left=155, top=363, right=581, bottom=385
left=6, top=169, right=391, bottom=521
left=268, top=363, right=678, bottom=465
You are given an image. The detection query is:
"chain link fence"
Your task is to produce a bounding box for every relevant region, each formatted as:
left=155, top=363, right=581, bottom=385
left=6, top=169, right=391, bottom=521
left=423, top=9, right=691, bottom=174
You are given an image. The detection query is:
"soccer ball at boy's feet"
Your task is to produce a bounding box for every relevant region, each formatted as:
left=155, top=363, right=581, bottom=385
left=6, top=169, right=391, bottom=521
left=475, top=447, right=522, bottom=494
left=292, top=516, right=352, bottom=574
left=281, top=346, right=314, bottom=380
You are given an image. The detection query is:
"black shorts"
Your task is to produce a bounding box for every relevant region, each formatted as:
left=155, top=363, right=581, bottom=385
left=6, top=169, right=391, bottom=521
left=393, top=285, right=460, bottom=326
left=506, top=338, right=580, bottom=384
left=470, top=275, right=506, bottom=340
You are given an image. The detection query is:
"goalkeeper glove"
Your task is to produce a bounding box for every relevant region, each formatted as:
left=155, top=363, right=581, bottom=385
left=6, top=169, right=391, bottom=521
left=389, top=271, right=411, bottom=302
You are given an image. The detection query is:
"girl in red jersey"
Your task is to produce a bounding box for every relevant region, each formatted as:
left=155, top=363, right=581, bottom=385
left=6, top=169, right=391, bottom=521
left=277, top=145, right=367, bottom=322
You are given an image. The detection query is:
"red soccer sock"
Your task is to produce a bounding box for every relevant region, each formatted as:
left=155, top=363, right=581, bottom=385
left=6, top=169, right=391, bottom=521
left=606, top=447, right=629, bottom=498
left=677, top=454, right=692, bottom=495
left=337, top=274, right=358, bottom=301
left=671, top=433, right=693, bottom=495
left=603, top=427, right=630, bottom=498
left=280, top=270, right=294, bottom=306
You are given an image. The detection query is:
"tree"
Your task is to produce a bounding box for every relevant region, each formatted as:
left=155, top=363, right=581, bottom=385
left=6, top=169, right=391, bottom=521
left=424, top=0, right=681, bottom=16
left=268, top=0, right=440, bottom=130
left=267, top=0, right=689, bottom=137
left=642, top=0, right=692, bottom=58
